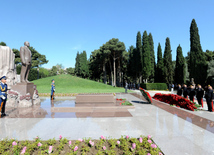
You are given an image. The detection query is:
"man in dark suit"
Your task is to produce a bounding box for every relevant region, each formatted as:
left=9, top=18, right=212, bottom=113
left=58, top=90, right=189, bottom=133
left=196, top=84, right=204, bottom=106
left=189, top=85, right=196, bottom=102
left=177, top=84, right=182, bottom=96
left=183, top=84, right=188, bottom=98
left=205, top=85, right=213, bottom=112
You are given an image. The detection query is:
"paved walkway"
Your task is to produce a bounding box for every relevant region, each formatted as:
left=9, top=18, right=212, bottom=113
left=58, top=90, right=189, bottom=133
left=0, top=92, right=214, bottom=155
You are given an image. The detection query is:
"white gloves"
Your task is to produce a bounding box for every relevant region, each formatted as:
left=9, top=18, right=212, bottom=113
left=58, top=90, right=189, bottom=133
left=1, top=96, right=6, bottom=100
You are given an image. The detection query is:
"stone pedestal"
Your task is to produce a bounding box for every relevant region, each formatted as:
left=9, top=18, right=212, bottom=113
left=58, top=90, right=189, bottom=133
left=11, top=82, right=34, bottom=99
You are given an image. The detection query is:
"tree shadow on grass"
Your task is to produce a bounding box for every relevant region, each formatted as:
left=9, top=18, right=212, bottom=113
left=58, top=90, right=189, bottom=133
left=131, top=100, right=150, bottom=104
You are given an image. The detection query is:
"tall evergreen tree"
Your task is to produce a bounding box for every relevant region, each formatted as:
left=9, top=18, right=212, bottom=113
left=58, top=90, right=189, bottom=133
left=155, top=43, right=164, bottom=82
left=136, top=31, right=142, bottom=82
left=174, top=45, right=186, bottom=84
left=75, top=52, right=80, bottom=76
left=79, top=51, right=89, bottom=78
left=141, top=31, right=151, bottom=83
left=127, top=45, right=135, bottom=80
left=189, top=19, right=207, bottom=84
left=148, top=33, right=155, bottom=82
left=163, top=37, right=173, bottom=84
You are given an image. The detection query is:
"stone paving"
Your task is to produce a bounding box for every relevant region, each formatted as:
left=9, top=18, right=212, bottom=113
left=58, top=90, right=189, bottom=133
left=0, top=91, right=214, bottom=155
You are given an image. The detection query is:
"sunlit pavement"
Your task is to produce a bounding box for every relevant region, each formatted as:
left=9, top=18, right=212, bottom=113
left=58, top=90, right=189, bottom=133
left=0, top=92, right=214, bottom=155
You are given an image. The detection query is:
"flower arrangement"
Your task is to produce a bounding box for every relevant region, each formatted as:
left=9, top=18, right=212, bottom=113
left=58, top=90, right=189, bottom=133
left=153, top=93, right=199, bottom=111
left=0, top=135, right=163, bottom=155
left=139, top=87, right=153, bottom=104
left=116, top=98, right=133, bottom=105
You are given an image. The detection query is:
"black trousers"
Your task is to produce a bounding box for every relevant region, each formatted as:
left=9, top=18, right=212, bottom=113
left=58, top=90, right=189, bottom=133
left=190, top=96, right=194, bottom=102
left=206, top=98, right=212, bottom=112
left=1, top=99, right=6, bottom=114
left=197, top=97, right=202, bottom=105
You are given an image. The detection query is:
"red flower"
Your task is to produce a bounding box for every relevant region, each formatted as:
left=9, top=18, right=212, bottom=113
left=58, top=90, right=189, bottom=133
left=152, top=93, right=197, bottom=111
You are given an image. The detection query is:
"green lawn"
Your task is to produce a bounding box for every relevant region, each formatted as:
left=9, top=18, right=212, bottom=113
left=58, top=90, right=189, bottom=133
left=32, top=74, right=132, bottom=93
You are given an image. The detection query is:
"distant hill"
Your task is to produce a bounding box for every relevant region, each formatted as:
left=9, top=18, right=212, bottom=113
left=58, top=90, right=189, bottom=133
left=32, top=74, right=131, bottom=93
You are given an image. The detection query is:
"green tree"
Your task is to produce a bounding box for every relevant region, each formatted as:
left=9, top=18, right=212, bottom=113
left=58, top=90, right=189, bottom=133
left=49, top=66, right=58, bottom=76
left=89, top=49, right=103, bottom=81
left=148, top=33, right=155, bottom=82
left=204, top=50, right=214, bottom=62
left=28, top=68, right=38, bottom=81
left=163, top=37, right=173, bottom=84
left=207, top=60, right=214, bottom=78
left=39, top=67, right=50, bottom=78
left=74, top=52, right=80, bottom=76
left=141, top=31, right=151, bottom=83
left=127, top=45, right=135, bottom=80
left=136, top=31, right=142, bottom=83
left=155, top=43, right=164, bottom=82
left=189, top=19, right=207, bottom=84
left=66, top=67, right=75, bottom=75
left=79, top=51, right=89, bottom=78
left=12, top=49, right=21, bottom=65
left=174, top=45, right=186, bottom=84
left=0, top=42, right=6, bottom=46
left=28, top=46, right=48, bottom=68
left=105, top=38, right=125, bottom=86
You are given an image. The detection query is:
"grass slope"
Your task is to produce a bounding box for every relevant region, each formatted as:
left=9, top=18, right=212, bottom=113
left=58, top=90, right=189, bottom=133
left=32, top=74, right=131, bottom=93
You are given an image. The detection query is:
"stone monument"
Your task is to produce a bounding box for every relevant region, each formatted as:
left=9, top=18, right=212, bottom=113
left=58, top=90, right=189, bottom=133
left=8, top=41, right=40, bottom=107
left=0, top=45, right=17, bottom=89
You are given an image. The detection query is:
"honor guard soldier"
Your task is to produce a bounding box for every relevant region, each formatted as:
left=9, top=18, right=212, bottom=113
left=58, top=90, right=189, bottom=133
left=205, top=85, right=213, bottom=112
left=196, top=84, right=204, bottom=107
left=0, top=76, right=8, bottom=117
left=182, top=84, right=188, bottom=98
left=189, top=85, right=196, bottom=102
left=177, top=84, right=182, bottom=96
left=51, top=79, right=55, bottom=100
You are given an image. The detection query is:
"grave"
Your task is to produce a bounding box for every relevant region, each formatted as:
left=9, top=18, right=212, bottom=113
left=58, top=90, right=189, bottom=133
left=75, top=94, right=115, bottom=104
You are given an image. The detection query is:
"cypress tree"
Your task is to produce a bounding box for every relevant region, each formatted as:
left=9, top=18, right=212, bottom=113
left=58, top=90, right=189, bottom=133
left=148, top=33, right=155, bottom=82
left=136, top=31, right=142, bottom=82
left=174, top=45, right=186, bottom=84
left=155, top=43, right=164, bottom=82
left=163, top=37, right=173, bottom=84
left=142, top=31, right=151, bottom=83
left=189, top=19, right=207, bottom=84
left=74, top=52, right=80, bottom=76
left=79, top=51, right=89, bottom=78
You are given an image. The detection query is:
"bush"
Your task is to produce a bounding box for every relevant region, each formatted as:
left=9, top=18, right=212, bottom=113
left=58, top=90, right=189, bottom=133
left=140, top=83, right=167, bottom=90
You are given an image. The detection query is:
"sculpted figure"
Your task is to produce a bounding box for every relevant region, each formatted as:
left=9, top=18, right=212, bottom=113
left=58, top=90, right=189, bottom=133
left=20, top=41, right=32, bottom=83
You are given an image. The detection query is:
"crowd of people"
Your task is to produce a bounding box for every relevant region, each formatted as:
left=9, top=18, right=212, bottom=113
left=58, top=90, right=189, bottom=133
left=176, top=84, right=213, bottom=112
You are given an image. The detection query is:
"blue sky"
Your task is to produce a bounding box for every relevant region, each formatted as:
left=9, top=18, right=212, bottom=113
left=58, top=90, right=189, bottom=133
left=1, top=0, right=214, bottom=69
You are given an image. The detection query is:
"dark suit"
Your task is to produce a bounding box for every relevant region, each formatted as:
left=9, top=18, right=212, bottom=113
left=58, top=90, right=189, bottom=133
left=196, top=88, right=204, bottom=106
left=205, top=89, right=213, bottom=112
left=177, top=87, right=182, bottom=96
left=183, top=87, right=188, bottom=98
left=189, top=88, right=196, bottom=102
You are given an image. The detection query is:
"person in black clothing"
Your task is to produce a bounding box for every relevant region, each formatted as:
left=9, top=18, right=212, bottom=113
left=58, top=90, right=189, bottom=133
left=177, top=84, right=182, bottom=96
left=205, top=85, right=213, bottom=112
left=196, top=84, right=204, bottom=106
left=183, top=84, right=188, bottom=98
left=189, top=85, right=196, bottom=102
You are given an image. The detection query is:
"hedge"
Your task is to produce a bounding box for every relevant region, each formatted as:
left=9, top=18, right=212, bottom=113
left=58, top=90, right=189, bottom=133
left=140, top=83, right=167, bottom=90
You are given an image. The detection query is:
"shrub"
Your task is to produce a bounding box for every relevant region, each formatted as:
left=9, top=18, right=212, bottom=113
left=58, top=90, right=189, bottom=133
left=140, top=83, right=167, bottom=90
